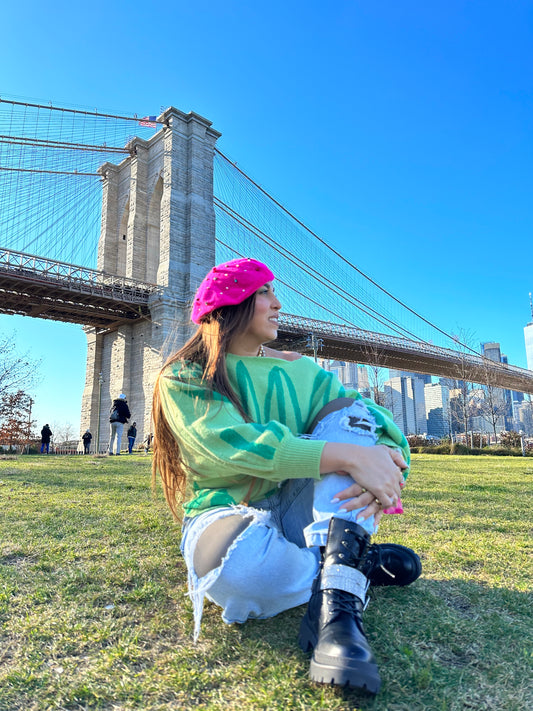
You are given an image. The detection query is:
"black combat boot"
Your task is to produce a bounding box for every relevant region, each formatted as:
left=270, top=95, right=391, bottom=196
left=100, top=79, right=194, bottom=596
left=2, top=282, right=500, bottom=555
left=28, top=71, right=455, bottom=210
left=364, top=542, right=422, bottom=587
left=298, top=517, right=381, bottom=693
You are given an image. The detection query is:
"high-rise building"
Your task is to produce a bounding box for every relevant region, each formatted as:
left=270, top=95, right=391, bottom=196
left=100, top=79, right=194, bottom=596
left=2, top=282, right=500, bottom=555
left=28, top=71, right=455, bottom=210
left=481, top=341, right=513, bottom=429
left=424, top=383, right=450, bottom=438
left=357, top=366, right=370, bottom=397
left=525, top=294, right=533, bottom=370
left=514, top=399, right=533, bottom=435
left=384, top=376, right=426, bottom=435
left=439, top=377, right=457, bottom=389
left=481, top=342, right=501, bottom=363
left=321, top=360, right=358, bottom=390
left=449, top=388, right=465, bottom=434
left=512, top=396, right=527, bottom=432
left=388, top=369, right=432, bottom=384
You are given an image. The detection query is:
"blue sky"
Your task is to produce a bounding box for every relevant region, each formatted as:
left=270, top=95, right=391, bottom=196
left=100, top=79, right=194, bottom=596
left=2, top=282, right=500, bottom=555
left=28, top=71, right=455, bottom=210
left=1, top=0, right=532, bottom=433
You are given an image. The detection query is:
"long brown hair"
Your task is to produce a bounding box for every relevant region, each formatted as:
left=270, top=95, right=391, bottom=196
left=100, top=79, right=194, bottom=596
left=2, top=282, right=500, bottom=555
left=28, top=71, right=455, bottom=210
left=151, top=293, right=257, bottom=520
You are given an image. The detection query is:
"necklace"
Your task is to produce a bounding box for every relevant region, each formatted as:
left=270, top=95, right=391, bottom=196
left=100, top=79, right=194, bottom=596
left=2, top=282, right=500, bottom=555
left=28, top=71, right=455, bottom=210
left=258, top=344, right=265, bottom=357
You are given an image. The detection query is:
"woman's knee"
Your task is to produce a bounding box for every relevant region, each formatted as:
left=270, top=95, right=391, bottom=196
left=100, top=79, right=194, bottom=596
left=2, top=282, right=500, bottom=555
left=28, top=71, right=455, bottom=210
left=308, top=398, right=357, bottom=433
left=193, top=514, right=252, bottom=578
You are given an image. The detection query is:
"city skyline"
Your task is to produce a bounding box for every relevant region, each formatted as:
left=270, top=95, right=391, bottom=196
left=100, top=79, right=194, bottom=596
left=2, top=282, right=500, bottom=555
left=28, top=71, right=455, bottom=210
left=326, top=346, right=533, bottom=439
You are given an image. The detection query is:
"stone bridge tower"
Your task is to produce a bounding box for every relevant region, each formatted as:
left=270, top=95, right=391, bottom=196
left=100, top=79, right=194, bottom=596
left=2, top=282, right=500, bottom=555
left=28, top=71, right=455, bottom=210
left=80, top=107, right=221, bottom=451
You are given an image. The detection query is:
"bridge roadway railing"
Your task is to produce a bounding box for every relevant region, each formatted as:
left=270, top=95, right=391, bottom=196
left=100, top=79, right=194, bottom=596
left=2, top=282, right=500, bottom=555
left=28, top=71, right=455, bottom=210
left=278, top=313, right=533, bottom=394
left=0, top=247, right=161, bottom=302
left=1, top=248, right=532, bottom=392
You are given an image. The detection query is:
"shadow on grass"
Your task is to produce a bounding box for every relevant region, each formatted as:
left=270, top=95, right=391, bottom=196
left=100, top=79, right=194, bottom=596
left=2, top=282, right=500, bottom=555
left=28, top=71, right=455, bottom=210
left=195, top=577, right=532, bottom=710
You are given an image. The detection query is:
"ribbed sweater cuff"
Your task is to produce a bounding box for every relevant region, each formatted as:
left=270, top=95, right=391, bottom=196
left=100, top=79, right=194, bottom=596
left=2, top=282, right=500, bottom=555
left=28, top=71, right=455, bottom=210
left=274, top=438, right=325, bottom=480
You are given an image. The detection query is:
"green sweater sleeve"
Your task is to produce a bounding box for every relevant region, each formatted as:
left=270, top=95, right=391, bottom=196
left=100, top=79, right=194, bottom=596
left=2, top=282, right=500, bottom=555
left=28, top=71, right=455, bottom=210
left=159, top=364, right=326, bottom=489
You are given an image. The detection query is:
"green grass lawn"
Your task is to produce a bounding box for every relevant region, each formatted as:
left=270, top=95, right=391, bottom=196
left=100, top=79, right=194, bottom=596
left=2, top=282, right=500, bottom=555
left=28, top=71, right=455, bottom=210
left=0, top=454, right=531, bottom=711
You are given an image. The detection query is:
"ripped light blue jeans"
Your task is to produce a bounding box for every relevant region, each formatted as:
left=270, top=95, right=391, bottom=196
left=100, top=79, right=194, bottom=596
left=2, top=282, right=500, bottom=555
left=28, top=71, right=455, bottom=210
left=181, top=400, right=379, bottom=640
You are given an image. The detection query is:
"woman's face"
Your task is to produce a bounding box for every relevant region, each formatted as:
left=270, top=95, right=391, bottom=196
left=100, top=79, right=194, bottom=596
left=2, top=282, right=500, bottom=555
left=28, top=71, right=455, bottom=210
left=229, top=282, right=281, bottom=355
left=249, top=282, right=282, bottom=342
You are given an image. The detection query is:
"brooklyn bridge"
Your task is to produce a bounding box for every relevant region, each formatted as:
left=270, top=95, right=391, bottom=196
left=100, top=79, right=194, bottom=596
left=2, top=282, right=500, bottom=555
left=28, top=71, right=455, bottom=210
left=1, top=98, right=532, bottom=443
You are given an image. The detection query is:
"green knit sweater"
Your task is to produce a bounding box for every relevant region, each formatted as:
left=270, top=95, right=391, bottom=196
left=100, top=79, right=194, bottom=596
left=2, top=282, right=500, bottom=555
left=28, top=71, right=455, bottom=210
left=159, top=354, right=410, bottom=517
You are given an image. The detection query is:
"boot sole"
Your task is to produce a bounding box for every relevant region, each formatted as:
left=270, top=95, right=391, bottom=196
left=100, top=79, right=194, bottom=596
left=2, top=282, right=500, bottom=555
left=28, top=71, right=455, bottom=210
left=300, top=616, right=381, bottom=694
left=309, top=656, right=381, bottom=693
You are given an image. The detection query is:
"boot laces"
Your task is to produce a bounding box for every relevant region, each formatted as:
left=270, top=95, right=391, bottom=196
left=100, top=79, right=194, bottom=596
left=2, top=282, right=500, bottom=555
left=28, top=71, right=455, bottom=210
left=340, top=528, right=369, bottom=563
left=326, top=589, right=360, bottom=615
left=368, top=544, right=395, bottom=579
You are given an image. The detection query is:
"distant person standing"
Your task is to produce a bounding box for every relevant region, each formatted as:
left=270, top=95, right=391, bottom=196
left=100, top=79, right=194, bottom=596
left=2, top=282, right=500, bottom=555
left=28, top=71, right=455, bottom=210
left=127, top=422, right=137, bottom=454
left=144, top=432, right=153, bottom=454
left=82, top=429, right=92, bottom=455
left=40, top=424, right=52, bottom=454
left=108, top=394, right=131, bottom=456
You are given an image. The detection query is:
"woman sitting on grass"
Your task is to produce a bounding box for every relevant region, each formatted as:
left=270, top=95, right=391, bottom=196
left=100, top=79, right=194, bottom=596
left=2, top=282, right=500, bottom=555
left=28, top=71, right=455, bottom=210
left=152, top=257, right=421, bottom=694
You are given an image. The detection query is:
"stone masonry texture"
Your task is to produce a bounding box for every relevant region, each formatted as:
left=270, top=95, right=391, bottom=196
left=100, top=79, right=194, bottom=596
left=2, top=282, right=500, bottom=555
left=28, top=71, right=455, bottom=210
left=80, top=108, right=221, bottom=452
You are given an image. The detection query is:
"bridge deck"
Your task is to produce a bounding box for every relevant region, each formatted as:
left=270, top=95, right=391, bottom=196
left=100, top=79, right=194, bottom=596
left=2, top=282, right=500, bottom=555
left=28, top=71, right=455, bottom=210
left=1, top=248, right=532, bottom=392
left=0, top=248, right=159, bottom=329
left=275, top=314, right=533, bottom=394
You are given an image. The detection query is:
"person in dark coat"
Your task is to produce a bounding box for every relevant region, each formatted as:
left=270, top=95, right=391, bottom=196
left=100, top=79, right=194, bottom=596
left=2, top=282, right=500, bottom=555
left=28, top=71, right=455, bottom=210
left=144, top=432, right=153, bottom=454
left=108, top=394, right=131, bottom=455
left=82, top=429, right=92, bottom=455
left=40, top=424, right=52, bottom=454
left=127, top=422, right=137, bottom=454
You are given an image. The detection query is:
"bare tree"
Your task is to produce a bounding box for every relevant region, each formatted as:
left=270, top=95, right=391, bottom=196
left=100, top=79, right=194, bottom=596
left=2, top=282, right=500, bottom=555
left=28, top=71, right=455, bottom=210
left=0, top=332, right=41, bottom=397
left=52, top=421, right=76, bottom=445
left=356, top=340, right=389, bottom=406
left=476, top=382, right=508, bottom=443
left=449, top=329, right=477, bottom=444
left=472, top=346, right=513, bottom=443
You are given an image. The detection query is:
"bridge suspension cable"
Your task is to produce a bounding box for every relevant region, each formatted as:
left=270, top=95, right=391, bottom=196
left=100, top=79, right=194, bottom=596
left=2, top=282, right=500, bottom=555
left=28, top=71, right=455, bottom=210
left=214, top=149, right=478, bottom=356
left=0, top=95, right=160, bottom=266
left=0, top=98, right=166, bottom=125
left=0, top=134, right=130, bottom=154
left=214, top=200, right=421, bottom=343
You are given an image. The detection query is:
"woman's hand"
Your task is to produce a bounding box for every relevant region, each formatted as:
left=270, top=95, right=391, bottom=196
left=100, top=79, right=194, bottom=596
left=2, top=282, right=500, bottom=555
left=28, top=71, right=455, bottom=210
left=332, top=481, right=388, bottom=522
left=320, top=443, right=406, bottom=513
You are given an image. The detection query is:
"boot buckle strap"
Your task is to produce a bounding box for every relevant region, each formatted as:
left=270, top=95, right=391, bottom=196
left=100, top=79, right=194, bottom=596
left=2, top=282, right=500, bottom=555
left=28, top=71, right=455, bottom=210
left=320, top=564, right=369, bottom=602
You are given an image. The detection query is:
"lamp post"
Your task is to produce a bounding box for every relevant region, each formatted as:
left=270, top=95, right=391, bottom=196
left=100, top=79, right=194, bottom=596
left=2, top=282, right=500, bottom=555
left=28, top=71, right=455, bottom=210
left=26, top=397, right=34, bottom=454
left=306, top=333, right=324, bottom=363
left=96, top=372, right=103, bottom=454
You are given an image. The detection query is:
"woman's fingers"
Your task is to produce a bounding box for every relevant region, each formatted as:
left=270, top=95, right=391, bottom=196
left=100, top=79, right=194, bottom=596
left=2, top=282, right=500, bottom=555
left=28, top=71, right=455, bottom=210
left=321, top=443, right=404, bottom=507
left=388, top=448, right=408, bottom=471
left=335, top=477, right=399, bottom=511
left=355, top=498, right=383, bottom=521
left=333, top=482, right=365, bottom=501
left=333, top=485, right=381, bottom=513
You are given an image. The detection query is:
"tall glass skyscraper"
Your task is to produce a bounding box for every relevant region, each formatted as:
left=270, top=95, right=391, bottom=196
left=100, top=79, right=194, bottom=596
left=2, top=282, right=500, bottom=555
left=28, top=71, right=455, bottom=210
left=525, top=323, right=533, bottom=370
left=525, top=294, right=533, bottom=371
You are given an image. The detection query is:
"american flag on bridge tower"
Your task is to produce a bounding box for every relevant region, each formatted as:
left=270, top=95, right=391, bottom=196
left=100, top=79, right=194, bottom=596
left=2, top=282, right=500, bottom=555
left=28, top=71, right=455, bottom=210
left=139, top=116, right=157, bottom=127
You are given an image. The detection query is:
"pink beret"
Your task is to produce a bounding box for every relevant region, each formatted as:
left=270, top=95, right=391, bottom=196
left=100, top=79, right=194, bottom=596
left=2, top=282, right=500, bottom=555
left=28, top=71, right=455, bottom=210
left=191, top=258, right=275, bottom=324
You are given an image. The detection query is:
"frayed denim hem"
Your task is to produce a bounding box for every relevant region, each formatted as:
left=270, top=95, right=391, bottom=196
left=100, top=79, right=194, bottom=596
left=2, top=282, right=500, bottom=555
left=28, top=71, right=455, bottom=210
left=182, top=505, right=273, bottom=641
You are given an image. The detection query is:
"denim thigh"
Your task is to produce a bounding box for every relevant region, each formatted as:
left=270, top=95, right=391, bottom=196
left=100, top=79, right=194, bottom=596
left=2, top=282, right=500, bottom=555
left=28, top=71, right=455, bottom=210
left=181, top=502, right=319, bottom=639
